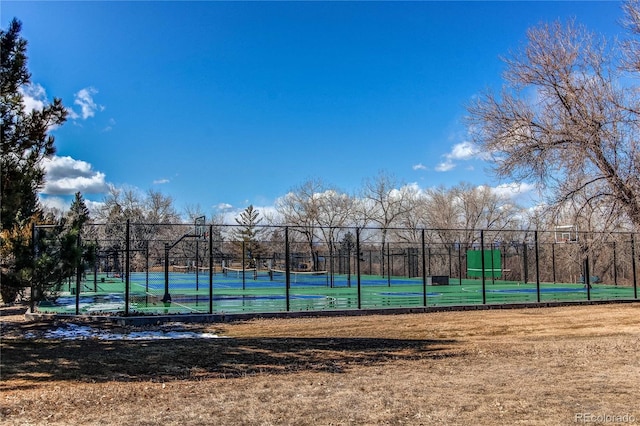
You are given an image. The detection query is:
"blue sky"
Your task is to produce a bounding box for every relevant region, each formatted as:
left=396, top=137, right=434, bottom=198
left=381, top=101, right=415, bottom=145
left=3, top=1, right=625, bottom=219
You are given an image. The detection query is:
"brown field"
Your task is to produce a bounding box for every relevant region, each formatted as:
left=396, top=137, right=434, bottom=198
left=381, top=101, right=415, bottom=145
left=1, top=303, right=639, bottom=425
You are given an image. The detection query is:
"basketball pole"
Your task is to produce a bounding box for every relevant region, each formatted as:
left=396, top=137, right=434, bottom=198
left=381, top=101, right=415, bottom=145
left=161, top=217, right=205, bottom=305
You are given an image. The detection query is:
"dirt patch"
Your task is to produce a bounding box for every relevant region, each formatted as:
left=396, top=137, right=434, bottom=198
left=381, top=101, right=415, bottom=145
left=2, top=303, right=639, bottom=425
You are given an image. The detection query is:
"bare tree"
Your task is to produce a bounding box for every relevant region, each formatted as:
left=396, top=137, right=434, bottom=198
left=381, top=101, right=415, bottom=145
left=275, top=178, right=325, bottom=270
left=145, top=190, right=180, bottom=224
left=454, top=183, right=521, bottom=245
left=467, top=11, right=640, bottom=231
left=391, top=184, right=427, bottom=244
left=360, top=171, right=414, bottom=276
left=314, top=188, right=356, bottom=273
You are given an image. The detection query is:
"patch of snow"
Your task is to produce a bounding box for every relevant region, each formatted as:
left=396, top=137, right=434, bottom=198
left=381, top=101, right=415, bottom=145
left=29, top=323, right=223, bottom=340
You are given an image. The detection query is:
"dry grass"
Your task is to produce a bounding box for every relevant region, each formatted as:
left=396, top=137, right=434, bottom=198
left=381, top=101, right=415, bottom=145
left=1, top=303, right=640, bottom=425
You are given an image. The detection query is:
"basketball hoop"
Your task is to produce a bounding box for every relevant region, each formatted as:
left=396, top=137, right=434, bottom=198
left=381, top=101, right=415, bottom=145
left=554, top=224, right=578, bottom=243
left=195, top=216, right=206, bottom=239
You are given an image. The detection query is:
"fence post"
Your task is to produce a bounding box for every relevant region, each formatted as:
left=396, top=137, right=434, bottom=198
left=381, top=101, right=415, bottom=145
left=93, top=243, right=98, bottom=292
left=195, top=240, right=199, bottom=291
left=356, top=228, right=361, bottom=310
left=632, top=233, right=637, bottom=299
left=584, top=256, right=591, bottom=301
left=552, top=243, right=556, bottom=283
left=209, top=224, right=213, bottom=314
left=481, top=230, right=486, bottom=304
left=75, top=232, right=81, bottom=315
left=458, top=242, right=463, bottom=286
left=386, top=242, right=391, bottom=287
left=30, top=223, right=36, bottom=313
left=124, top=219, right=130, bottom=316
left=535, top=231, right=540, bottom=303
left=613, top=241, right=618, bottom=286
left=490, top=242, right=496, bottom=285
left=285, top=227, right=290, bottom=312
left=242, top=239, right=246, bottom=291
left=422, top=229, right=427, bottom=307
left=145, top=242, right=149, bottom=292
left=162, top=243, right=171, bottom=303
left=523, top=242, right=528, bottom=284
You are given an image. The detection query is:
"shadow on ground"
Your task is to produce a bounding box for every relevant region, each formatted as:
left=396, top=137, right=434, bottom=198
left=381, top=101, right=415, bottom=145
left=1, top=335, right=458, bottom=385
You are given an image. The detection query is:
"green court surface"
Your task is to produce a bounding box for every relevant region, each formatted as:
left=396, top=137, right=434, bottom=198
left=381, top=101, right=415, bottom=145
left=36, top=271, right=638, bottom=316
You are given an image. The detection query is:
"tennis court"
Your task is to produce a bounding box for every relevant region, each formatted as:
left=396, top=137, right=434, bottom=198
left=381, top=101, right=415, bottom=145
left=36, top=269, right=637, bottom=315
left=31, top=222, right=640, bottom=316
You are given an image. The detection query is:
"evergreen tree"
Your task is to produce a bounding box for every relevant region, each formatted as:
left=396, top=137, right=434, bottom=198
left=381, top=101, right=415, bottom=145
left=0, top=19, right=68, bottom=302
left=29, top=193, right=94, bottom=303
left=66, top=192, right=95, bottom=279
left=232, top=205, right=264, bottom=267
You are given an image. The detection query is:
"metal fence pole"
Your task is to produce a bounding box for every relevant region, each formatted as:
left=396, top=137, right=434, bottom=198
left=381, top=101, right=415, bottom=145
left=535, top=231, right=540, bottom=303
left=458, top=243, right=463, bottom=286
left=285, top=227, right=290, bottom=312
left=162, top=243, right=171, bottom=303
left=195, top=240, right=199, bottom=291
left=491, top=242, right=496, bottom=285
left=632, top=233, right=637, bottom=299
left=242, top=239, right=246, bottom=291
left=552, top=243, right=556, bottom=284
left=356, top=228, right=361, bottom=310
left=94, top=240, right=98, bottom=292
left=386, top=242, right=391, bottom=287
left=584, top=256, right=591, bottom=301
left=421, top=229, right=427, bottom=307
left=124, top=219, right=130, bottom=316
left=145, top=242, right=149, bottom=292
left=30, top=223, right=36, bottom=313
left=523, top=242, right=528, bottom=284
left=75, top=232, right=81, bottom=315
left=209, top=224, right=213, bottom=314
left=481, top=230, right=486, bottom=304
left=613, top=241, right=618, bottom=286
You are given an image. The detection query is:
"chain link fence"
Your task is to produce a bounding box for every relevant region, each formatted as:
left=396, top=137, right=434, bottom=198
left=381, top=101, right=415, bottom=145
left=33, top=222, right=639, bottom=316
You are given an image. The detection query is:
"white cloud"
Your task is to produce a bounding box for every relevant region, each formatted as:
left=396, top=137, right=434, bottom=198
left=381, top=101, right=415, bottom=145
left=38, top=195, right=69, bottom=213
left=66, top=108, right=79, bottom=120
left=435, top=140, right=488, bottom=172
left=412, top=163, right=427, bottom=171
left=41, top=156, right=109, bottom=195
left=449, top=141, right=478, bottom=160
left=214, top=204, right=281, bottom=225
left=486, top=182, right=537, bottom=200
left=216, top=203, right=233, bottom=210
left=38, top=195, right=104, bottom=217
left=19, top=83, right=46, bottom=112
left=18, top=83, right=105, bottom=127
left=72, top=87, right=104, bottom=120
left=85, top=199, right=106, bottom=215
left=153, top=178, right=170, bottom=185
left=435, top=159, right=455, bottom=172
left=103, top=118, right=116, bottom=132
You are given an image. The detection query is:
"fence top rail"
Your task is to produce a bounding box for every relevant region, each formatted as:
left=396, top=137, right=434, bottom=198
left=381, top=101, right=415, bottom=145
left=33, top=222, right=638, bottom=237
